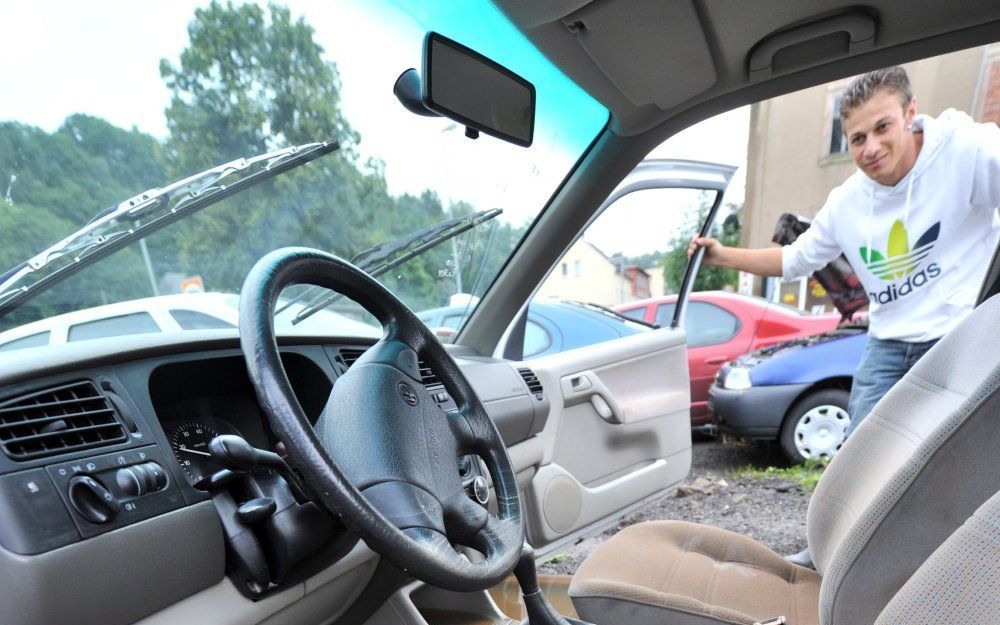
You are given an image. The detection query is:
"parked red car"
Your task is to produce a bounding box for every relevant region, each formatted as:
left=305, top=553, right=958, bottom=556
left=615, top=291, right=842, bottom=429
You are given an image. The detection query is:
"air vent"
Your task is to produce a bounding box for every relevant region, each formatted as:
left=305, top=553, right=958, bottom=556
left=0, top=380, right=128, bottom=461
left=338, top=347, right=441, bottom=388
left=418, top=361, right=441, bottom=388
left=338, top=347, right=366, bottom=369
left=518, top=368, right=544, bottom=400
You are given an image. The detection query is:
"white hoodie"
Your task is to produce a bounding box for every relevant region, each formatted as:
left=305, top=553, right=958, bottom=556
left=782, top=109, right=1000, bottom=342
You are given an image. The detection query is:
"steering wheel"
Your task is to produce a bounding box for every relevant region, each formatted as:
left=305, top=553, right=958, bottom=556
left=238, top=247, right=524, bottom=591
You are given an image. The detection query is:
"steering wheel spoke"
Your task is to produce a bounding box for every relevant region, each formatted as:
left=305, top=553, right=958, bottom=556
left=445, top=488, right=489, bottom=540
left=400, top=526, right=458, bottom=558
left=477, top=512, right=519, bottom=555
left=445, top=409, right=479, bottom=453
left=361, top=480, right=447, bottom=534
left=446, top=492, right=521, bottom=559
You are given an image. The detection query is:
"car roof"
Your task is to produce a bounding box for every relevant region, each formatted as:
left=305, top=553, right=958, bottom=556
left=0, top=293, right=238, bottom=342
left=617, top=290, right=763, bottom=308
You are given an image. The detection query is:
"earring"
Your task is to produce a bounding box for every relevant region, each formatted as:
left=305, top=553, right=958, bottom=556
left=906, top=124, right=913, bottom=131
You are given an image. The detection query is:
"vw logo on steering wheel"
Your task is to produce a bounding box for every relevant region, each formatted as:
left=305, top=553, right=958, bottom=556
left=397, top=381, right=419, bottom=406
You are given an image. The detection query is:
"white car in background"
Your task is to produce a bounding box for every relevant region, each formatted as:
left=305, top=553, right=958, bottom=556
left=0, top=292, right=380, bottom=352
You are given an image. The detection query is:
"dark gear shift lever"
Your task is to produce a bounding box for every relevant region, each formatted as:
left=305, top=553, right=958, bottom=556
left=512, top=543, right=584, bottom=625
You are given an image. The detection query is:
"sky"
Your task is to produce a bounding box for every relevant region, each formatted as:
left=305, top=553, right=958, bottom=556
left=587, top=108, right=749, bottom=257
left=0, top=0, right=750, bottom=259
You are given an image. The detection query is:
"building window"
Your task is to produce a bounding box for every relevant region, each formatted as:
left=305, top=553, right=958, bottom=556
left=974, top=47, right=1000, bottom=125
left=828, top=93, right=848, bottom=155
left=574, top=260, right=582, bottom=277
left=561, top=262, right=568, bottom=276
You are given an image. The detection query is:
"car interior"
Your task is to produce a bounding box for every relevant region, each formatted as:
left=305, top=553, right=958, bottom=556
left=3, top=2, right=1000, bottom=625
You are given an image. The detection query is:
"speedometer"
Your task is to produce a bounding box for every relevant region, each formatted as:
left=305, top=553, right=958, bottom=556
left=168, top=422, right=222, bottom=487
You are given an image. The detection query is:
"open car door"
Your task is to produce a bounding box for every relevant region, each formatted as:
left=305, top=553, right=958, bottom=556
left=513, top=160, right=735, bottom=554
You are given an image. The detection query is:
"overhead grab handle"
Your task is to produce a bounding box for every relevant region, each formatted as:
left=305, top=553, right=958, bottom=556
left=748, top=12, right=876, bottom=82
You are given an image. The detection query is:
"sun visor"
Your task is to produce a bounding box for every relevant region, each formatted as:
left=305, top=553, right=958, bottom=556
left=560, top=0, right=717, bottom=110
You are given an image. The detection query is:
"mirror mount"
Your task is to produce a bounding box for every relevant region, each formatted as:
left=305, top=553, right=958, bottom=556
left=393, top=69, right=440, bottom=118
left=393, top=68, right=484, bottom=141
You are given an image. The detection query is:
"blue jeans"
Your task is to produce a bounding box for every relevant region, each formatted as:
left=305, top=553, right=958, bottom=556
left=846, top=336, right=939, bottom=434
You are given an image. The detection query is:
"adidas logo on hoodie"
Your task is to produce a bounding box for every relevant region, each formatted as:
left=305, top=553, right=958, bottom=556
left=862, top=220, right=942, bottom=304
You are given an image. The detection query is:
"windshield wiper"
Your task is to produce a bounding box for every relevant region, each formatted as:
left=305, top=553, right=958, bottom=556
left=0, top=140, right=339, bottom=316
left=568, top=300, right=660, bottom=329
left=281, top=208, right=502, bottom=325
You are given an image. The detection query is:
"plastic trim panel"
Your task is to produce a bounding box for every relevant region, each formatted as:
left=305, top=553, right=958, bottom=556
left=1, top=501, right=222, bottom=625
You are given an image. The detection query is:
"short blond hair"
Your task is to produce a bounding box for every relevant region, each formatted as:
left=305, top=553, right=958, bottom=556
left=839, top=66, right=913, bottom=120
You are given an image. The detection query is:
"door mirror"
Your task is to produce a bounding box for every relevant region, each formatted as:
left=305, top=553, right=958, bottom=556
left=422, top=32, right=535, bottom=147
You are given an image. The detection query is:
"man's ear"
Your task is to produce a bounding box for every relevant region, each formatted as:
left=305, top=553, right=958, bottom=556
left=905, top=97, right=918, bottom=127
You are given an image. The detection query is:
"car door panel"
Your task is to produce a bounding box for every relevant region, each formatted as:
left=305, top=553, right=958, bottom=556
left=507, top=161, right=734, bottom=553
left=519, top=327, right=691, bottom=551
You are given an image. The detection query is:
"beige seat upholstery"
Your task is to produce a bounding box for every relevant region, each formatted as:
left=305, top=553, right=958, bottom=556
left=571, top=521, right=821, bottom=625
left=875, top=489, right=1000, bottom=625
left=570, top=294, right=1000, bottom=625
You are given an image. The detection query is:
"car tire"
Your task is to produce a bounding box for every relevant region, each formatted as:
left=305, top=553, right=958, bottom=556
left=779, top=388, right=851, bottom=464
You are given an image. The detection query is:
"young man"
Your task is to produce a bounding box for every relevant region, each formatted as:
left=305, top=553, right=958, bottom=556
left=690, top=66, right=1000, bottom=432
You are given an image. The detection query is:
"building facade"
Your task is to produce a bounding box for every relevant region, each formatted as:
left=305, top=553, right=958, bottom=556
left=536, top=240, right=651, bottom=307
left=741, top=44, right=1000, bottom=310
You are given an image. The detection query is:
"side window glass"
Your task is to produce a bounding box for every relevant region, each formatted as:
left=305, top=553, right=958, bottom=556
left=523, top=319, right=552, bottom=358
left=617, top=307, right=647, bottom=322
left=654, top=303, right=677, bottom=327
left=68, top=312, right=161, bottom=342
left=441, top=314, right=466, bottom=329
left=653, top=301, right=738, bottom=346
left=527, top=187, right=704, bottom=356
left=686, top=301, right=740, bottom=347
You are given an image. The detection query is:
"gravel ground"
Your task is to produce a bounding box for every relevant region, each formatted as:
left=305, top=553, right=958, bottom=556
left=538, top=437, right=811, bottom=575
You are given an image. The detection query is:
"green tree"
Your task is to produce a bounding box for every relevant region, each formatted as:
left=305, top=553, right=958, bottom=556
left=157, top=0, right=392, bottom=294
left=662, top=195, right=742, bottom=293
left=0, top=116, right=166, bottom=330
left=621, top=250, right=665, bottom=271
left=159, top=1, right=357, bottom=170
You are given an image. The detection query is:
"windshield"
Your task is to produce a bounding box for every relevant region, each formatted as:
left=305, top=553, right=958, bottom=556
left=0, top=1, right=608, bottom=347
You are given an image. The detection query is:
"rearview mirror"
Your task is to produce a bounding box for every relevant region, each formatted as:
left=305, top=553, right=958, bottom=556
left=422, top=32, right=535, bottom=147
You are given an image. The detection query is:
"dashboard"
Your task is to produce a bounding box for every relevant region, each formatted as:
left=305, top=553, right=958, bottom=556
left=0, top=330, right=549, bottom=625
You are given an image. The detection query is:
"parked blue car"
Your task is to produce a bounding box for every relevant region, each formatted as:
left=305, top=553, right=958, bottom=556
left=709, top=323, right=867, bottom=463
left=418, top=299, right=652, bottom=359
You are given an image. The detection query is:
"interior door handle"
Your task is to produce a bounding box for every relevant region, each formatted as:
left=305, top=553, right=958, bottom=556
left=560, top=370, right=625, bottom=424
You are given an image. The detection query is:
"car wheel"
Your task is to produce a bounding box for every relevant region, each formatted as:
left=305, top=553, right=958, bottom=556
left=779, top=388, right=850, bottom=464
